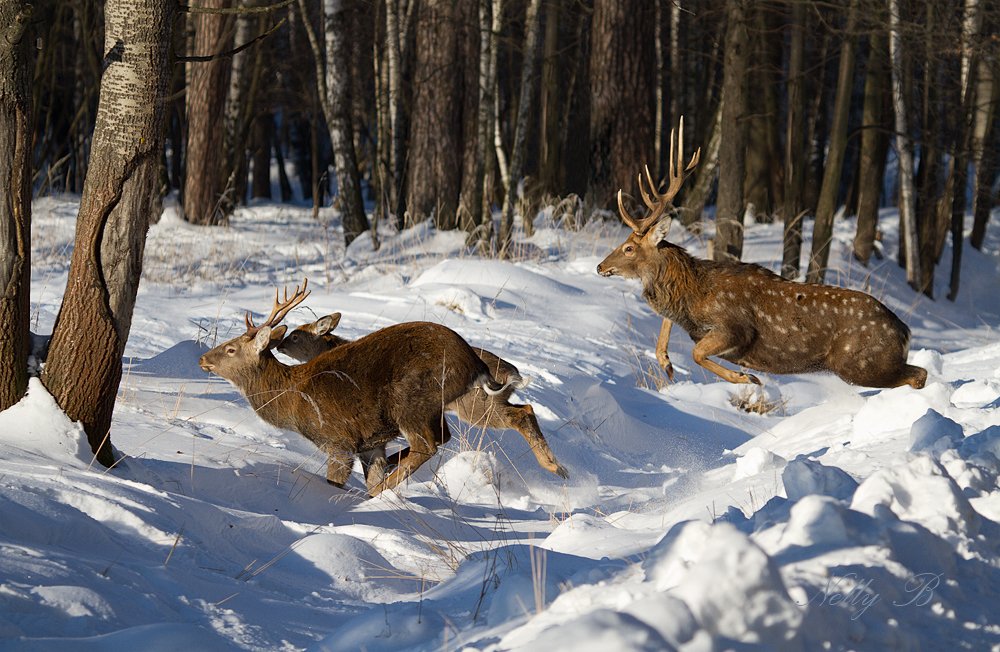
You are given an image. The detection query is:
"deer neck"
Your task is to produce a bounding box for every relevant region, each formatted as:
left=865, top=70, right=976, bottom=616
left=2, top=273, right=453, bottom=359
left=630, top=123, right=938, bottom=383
left=641, top=245, right=700, bottom=324
left=238, top=354, right=299, bottom=426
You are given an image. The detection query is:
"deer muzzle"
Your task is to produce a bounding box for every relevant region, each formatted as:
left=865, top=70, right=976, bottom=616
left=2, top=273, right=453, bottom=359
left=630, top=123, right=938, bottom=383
left=596, top=261, right=617, bottom=277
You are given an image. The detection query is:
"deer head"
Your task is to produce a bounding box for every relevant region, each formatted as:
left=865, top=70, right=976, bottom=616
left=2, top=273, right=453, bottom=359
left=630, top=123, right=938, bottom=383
left=199, top=280, right=310, bottom=381
left=276, top=313, right=344, bottom=363
left=597, top=118, right=700, bottom=281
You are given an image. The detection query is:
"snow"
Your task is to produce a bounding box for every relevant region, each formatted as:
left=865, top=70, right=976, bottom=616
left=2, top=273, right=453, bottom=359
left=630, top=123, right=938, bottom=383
left=3, top=195, right=1000, bottom=650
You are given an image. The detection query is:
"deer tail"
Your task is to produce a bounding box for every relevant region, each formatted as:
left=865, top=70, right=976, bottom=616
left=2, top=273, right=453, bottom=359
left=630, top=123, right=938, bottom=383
left=478, top=372, right=517, bottom=396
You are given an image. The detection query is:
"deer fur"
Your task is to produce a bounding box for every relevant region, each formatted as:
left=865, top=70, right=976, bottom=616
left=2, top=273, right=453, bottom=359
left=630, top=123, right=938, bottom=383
left=595, top=120, right=926, bottom=389
left=277, top=314, right=568, bottom=480
left=198, top=282, right=522, bottom=496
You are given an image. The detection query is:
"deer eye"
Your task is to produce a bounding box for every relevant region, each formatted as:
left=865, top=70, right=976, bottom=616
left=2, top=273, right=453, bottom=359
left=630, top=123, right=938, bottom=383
left=290, top=334, right=299, bottom=341
left=225, top=346, right=237, bottom=356
left=624, top=245, right=635, bottom=254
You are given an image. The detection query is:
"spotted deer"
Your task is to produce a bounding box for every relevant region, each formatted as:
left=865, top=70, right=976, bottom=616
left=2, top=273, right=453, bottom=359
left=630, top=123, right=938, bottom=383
left=277, top=314, right=568, bottom=479
left=596, top=119, right=927, bottom=390
left=198, top=280, right=525, bottom=496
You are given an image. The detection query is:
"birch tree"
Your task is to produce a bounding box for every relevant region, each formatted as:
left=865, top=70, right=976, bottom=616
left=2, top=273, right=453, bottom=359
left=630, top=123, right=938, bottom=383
left=888, top=0, right=920, bottom=289
left=298, top=0, right=370, bottom=246
left=41, top=0, right=175, bottom=466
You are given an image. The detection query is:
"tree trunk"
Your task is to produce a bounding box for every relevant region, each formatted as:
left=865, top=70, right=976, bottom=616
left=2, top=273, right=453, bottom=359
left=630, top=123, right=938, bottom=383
left=499, top=0, right=542, bottom=253
left=781, top=0, right=806, bottom=278
left=744, top=3, right=782, bottom=222
left=585, top=0, right=655, bottom=214
left=323, top=0, right=370, bottom=245
left=459, top=0, right=500, bottom=248
left=183, top=0, right=234, bottom=226
left=714, top=0, right=749, bottom=262
left=537, top=0, right=562, bottom=196
left=853, top=31, right=890, bottom=266
left=406, top=0, right=462, bottom=229
left=251, top=113, right=273, bottom=199
left=0, top=1, right=34, bottom=411
left=888, top=0, right=920, bottom=288
left=914, top=0, right=942, bottom=297
left=806, top=0, right=859, bottom=284
left=679, top=98, right=721, bottom=228
left=41, top=0, right=174, bottom=466
left=970, top=64, right=999, bottom=250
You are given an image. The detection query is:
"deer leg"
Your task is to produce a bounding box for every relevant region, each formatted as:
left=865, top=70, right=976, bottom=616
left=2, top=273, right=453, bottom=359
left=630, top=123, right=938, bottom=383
left=692, top=331, right=761, bottom=385
left=505, top=403, right=569, bottom=478
left=359, top=446, right=388, bottom=495
left=385, top=422, right=450, bottom=468
left=656, top=318, right=675, bottom=381
left=374, top=417, right=450, bottom=495
left=325, top=449, right=354, bottom=488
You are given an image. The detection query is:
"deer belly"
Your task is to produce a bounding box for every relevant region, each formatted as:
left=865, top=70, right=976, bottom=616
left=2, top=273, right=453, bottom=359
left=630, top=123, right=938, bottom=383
left=731, top=341, right=827, bottom=374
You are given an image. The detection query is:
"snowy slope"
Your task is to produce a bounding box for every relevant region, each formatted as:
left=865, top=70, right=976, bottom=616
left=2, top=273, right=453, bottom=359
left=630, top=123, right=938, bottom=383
left=2, top=195, right=999, bottom=650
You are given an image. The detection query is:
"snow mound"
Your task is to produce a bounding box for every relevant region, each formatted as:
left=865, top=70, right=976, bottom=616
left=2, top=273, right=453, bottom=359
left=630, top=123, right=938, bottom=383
left=851, top=382, right=952, bottom=443
left=851, top=454, right=980, bottom=537
left=734, top=446, right=786, bottom=480
left=647, top=522, right=803, bottom=645
left=782, top=457, right=859, bottom=501
left=909, top=409, right=965, bottom=453
left=129, top=340, right=210, bottom=378
left=0, top=378, right=91, bottom=466
left=528, top=609, right=675, bottom=652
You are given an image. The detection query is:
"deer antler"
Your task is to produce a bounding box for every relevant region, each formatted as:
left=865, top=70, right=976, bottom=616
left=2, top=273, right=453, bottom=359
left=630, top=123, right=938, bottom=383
left=245, top=278, right=310, bottom=335
left=617, top=116, right=701, bottom=235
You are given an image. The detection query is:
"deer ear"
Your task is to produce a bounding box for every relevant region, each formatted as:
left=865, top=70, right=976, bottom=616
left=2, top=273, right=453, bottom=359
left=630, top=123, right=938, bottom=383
left=253, top=326, right=273, bottom=354
left=266, top=325, right=288, bottom=349
left=313, top=313, right=342, bottom=335
left=646, top=216, right=672, bottom=246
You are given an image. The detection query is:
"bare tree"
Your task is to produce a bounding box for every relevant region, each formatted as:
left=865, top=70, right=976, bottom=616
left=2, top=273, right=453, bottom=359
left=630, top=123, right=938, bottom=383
left=586, top=0, right=655, bottom=214
left=406, top=0, right=462, bottom=229
left=183, top=0, right=234, bottom=225
left=458, top=0, right=500, bottom=248
left=41, top=0, right=175, bottom=465
left=297, top=0, right=370, bottom=246
left=807, top=0, right=859, bottom=283
left=0, top=0, right=35, bottom=410
left=781, top=0, right=807, bottom=278
left=888, top=0, right=920, bottom=288
left=714, top=0, right=749, bottom=262
left=853, top=30, right=890, bottom=266
left=499, top=0, right=543, bottom=253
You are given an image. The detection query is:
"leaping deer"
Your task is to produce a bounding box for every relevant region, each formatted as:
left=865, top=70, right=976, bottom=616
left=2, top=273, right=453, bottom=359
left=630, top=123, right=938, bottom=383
left=198, top=279, right=526, bottom=496
left=596, top=118, right=927, bottom=390
left=276, top=314, right=567, bottom=479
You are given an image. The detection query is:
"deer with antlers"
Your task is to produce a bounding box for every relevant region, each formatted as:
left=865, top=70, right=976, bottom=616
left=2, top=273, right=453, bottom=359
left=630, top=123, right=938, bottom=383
left=597, top=118, right=927, bottom=390
left=198, top=280, right=532, bottom=496
left=275, top=313, right=567, bottom=479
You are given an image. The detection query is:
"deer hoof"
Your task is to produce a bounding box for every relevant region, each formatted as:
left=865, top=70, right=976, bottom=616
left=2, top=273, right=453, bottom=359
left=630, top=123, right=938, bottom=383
left=744, top=373, right=762, bottom=386
left=552, top=463, right=570, bottom=479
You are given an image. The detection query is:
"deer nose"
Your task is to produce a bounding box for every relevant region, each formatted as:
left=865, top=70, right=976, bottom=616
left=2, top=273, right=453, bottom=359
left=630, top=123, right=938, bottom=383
left=597, top=263, right=614, bottom=277
left=198, top=355, right=213, bottom=372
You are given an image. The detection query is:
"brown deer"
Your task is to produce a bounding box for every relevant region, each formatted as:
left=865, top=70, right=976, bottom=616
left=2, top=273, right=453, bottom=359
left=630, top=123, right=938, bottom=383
left=596, top=119, right=927, bottom=390
left=198, top=280, right=530, bottom=496
left=277, top=314, right=568, bottom=479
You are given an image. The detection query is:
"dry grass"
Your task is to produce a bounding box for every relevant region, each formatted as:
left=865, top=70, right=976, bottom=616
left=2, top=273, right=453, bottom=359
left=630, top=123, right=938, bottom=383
left=728, top=385, right=787, bottom=415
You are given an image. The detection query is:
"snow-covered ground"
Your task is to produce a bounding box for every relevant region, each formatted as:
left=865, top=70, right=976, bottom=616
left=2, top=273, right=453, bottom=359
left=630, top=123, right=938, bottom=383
left=3, top=194, right=1000, bottom=651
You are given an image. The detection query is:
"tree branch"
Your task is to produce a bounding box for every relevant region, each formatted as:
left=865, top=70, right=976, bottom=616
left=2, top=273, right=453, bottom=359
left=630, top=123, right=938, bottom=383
left=180, top=0, right=295, bottom=15
left=177, top=17, right=286, bottom=63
